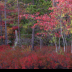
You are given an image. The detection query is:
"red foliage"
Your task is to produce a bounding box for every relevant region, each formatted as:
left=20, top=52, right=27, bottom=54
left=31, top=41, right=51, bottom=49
left=0, top=45, right=11, bottom=52
left=12, top=26, right=18, bottom=30
left=19, top=0, right=72, bottom=38
left=0, top=45, right=72, bottom=69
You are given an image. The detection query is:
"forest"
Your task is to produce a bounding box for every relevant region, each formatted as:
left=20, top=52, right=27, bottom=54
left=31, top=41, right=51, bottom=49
left=0, top=0, right=72, bottom=69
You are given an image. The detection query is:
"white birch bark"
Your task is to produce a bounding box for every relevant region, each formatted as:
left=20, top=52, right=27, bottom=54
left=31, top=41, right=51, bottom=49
left=13, top=30, right=18, bottom=48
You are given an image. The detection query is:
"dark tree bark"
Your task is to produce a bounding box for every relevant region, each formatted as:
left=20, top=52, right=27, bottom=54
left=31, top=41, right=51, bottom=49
left=31, top=0, right=35, bottom=50
left=0, top=15, right=3, bottom=45
left=0, top=9, right=3, bottom=45
left=17, top=0, right=21, bottom=46
left=32, top=27, right=35, bottom=50
left=4, top=0, right=8, bottom=45
left=58, top=37, right=60, bottom=50
left=71, top=40, right=72, bottom=53
left=40, top=37, right=42, bottom=50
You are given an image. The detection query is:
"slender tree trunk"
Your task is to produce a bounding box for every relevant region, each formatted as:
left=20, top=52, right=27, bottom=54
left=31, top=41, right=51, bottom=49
left=58, top=37, right=60, bottom=50
left=0, top=26, right=3, bottom=45
left=40, top=37, right=42, bottom=50
left=62, top=35, right=65, bottom=52
left=53, top=1, right=58, bottom=52
left=4, top=0, right=7, bottom=45
left=64, top=34, right=67, bottom=52
left=14, top=30, right=18, bottom=47
left=0, top=15, right=3, bottom=45
left=60, top=11, right=66, bottom=52
left=71, top=40, right=72, bottom=53
left=31, top=0, right=35, bottom=50
left=17, top=0, right=21, bottom=46
left=55, top=36, right=57, bottom=52
left=32, top=27, right=35, bottom=50
left=65, top=38, right=67, bottom=53
left=53, top=0, right=55, bottom=7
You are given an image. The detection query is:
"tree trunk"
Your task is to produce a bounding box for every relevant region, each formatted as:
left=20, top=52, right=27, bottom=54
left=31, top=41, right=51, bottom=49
left=62, top=35, right=65, bottom=52
left=17, top=0, right=21, bottom=46
left=71, top=40, right=72, bottom=53
left=58, top=37, right=60, bottom=50
left=32, top=27, right=35, bottom=50
left=53, top=0, right=55, bottom=7
left=65, top=38, right=67, bottom=53
left=4, top=0, right=8, bottom=45
left=31, top=0, right=35, bottom=50
left=64, top=34, right=67, bottom=53
left=0, top=25, right=3, bottom=45
left=40, top=37, right=42, bottom=50
left=60, top=11, right=66, bottom=52
left=15, top=30, right=18, bottom=47
left=0, top=15, right=3, bottom=45
left=55, top=36, right=58, bottom=52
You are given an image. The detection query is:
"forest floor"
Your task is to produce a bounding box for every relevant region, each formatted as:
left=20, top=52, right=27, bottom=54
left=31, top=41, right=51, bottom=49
left=0, top=45, right=72, bottom=69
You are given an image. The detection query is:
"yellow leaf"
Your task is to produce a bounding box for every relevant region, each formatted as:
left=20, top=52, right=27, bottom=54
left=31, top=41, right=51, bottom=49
left=65, top=24, right=67, bottom=27
left=61, top=14, right=65, bottom=17
left=69, top=15, right=72, bottom=18
left=70, top=30, right=72, bottom=33
left=70, top=20, right=72, bottom=26
left=71, top=20, right=72, bottom=24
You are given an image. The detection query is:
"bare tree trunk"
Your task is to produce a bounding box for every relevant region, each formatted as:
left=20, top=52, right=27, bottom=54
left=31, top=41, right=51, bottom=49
left=0, top=14, right=3, bottom=45
left=31, top=0, right=35, bottom=50
left=65, top=38, right=67, bottom=53
left=4, top=0, right=8, bottom=45
left=32, top=27, right=35, bottom=50
left=13, top=30, right=18, bottom=49
left=62, top=35, right=65, bottom=52
left=17, top=0, right=21, bottom=46
left=14, top=30, right=18, bottom=47
left=60, top=11, right=66, bottom=52
left=53, top=0, right=55, bottom=7
left=53, top=0, right=58, bottom=52
left=71, top=40, right=72, bottom=53
left=0, top=26, right=3, bottom=45
left=58, top=37, right=60, bottom=50
left=64, top=34, right=67, bottom=53
left=55, top=36, right=58, bottom=52
left=40, top=37, right=42, bottom=50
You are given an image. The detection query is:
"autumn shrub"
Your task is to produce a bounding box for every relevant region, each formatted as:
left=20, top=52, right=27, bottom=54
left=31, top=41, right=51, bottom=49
left=0, top=45, right=72, bottom=69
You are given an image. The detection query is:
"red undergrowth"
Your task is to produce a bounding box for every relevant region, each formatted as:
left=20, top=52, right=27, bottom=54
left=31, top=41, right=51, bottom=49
left=0, top=45, right=72, bottom=69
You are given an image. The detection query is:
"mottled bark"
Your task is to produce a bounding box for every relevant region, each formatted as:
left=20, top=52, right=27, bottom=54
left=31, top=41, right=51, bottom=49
left=64, top=34, right=67, bottom=52
left=55, top=36, right=58, bottom=52
left=14, top=30, right=18, bottom=47
left=53, top=0, right=55, bottom=7
left=17, top=0, right=21, bottom=46
left=58, top=37, right=60, bottom=50
left=31, top=0, right=35, bottom=50
left=60, top=11, right=66, bottom=52
left=62, top=35, right=66, bottom=52
left=71, top=40, right=72, bottom=53
left=4, top=0, right=8, bottom=45
left=32, top=27, right=35, bottom=50
left=40, top=37, right=42, bottom=50
left=0, top=14, right=3, bottom=45
left=0, top=26, right=3, bottom=45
